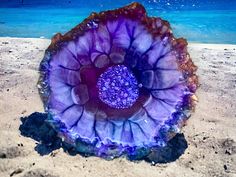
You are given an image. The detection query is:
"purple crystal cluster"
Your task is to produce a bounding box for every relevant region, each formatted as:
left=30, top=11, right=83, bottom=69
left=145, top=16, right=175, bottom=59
left=97, top=65, right=139, bottom=109
left=38, top=2, right=198, bottom=159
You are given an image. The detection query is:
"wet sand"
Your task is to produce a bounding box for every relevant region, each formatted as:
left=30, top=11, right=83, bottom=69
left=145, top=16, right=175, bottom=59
left=0, top=37, right=236, bottom=177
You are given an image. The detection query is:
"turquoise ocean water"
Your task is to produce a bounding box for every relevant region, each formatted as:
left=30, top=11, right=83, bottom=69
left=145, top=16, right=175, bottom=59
left=0, top=0, right=236, bottom=44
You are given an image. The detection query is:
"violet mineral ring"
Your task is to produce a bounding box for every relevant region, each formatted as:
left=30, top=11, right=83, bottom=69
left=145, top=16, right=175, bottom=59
left=38, top=2, right=198, bottom=159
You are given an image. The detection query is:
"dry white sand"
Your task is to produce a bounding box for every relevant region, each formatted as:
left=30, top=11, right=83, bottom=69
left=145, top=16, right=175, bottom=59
left=0, top=37, right=236, bottom=177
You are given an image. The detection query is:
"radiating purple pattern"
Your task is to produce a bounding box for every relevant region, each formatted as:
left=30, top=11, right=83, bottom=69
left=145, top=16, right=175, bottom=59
left=38, top=2, right=198, bottom=159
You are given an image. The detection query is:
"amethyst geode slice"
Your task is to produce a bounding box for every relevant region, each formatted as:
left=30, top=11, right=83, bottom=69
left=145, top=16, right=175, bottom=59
left=38, top=2, right=198, bottom=159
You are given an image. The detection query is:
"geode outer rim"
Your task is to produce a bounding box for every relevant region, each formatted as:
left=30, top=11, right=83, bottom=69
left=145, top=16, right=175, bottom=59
left=38, top=2, right=198, bottom=159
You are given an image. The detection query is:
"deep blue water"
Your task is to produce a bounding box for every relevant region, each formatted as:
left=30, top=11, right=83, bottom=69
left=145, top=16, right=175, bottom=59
left=0, top=0, right=236, bottom=44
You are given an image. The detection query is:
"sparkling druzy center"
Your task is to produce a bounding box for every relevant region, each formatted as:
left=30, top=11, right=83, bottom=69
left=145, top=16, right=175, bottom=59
left=97, top=65, right=139, bottom=109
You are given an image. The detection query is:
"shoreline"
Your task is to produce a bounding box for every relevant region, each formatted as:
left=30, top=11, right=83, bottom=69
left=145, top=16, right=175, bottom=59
left=1, top=36, right=236, bottom=47
left=0, top=37, right=236, bottom=177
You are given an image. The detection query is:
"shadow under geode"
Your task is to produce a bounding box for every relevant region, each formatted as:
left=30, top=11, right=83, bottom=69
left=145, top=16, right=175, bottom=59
left=19, top=112, right=188, bottom=164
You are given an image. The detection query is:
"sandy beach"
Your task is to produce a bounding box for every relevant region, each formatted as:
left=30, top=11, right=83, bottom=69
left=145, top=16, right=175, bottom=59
left=0, top=37, right=236, bottom=177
